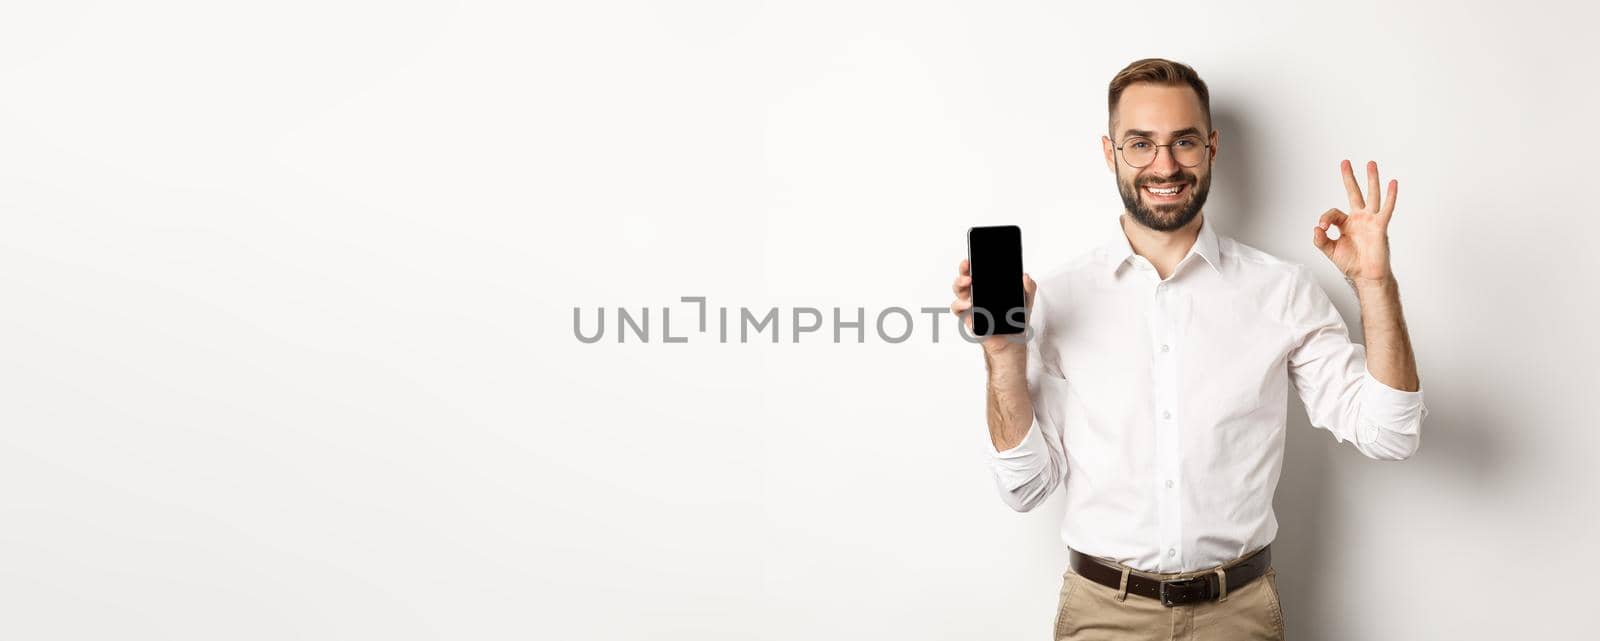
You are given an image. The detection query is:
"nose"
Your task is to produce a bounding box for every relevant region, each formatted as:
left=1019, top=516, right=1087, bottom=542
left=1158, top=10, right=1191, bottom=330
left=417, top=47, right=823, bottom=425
left=1145, top=144, right=1182, bottom=177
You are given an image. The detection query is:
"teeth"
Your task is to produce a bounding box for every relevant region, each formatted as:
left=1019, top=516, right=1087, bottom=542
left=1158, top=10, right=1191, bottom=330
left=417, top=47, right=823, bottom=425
left=1147, top=186, right=1182, bottom=195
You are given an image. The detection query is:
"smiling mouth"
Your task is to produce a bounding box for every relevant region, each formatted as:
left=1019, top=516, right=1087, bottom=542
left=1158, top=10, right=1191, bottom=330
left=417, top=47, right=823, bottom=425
left=1142, top=183, right=1189, bottom=201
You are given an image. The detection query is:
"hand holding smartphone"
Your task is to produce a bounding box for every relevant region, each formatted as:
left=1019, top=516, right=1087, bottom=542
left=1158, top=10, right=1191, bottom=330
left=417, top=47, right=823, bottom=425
left=963, top=225, right=1031, bottom=338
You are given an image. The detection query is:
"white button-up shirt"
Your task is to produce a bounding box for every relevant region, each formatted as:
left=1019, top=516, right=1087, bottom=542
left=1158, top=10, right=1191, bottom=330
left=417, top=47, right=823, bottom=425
left=987, top=214, right=1429, bottom=573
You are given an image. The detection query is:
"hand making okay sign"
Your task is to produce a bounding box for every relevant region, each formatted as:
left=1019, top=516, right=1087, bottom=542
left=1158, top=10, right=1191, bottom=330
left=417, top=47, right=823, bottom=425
left=1314, top=159, right=1398, bottom=284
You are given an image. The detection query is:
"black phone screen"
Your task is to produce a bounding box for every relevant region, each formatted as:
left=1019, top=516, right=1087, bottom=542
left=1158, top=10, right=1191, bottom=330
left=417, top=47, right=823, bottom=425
left=967, top=225, right=1026, bottom=336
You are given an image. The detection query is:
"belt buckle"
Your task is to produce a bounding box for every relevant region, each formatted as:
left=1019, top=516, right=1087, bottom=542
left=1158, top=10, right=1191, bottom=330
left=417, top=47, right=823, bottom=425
left=1158, top=576, right=1211, bottom=607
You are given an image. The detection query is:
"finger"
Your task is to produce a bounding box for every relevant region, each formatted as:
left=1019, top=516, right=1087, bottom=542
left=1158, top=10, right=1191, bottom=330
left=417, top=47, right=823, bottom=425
left=1316, top=208, right=1348, bottom=230
left=1340, top=159, right=1365, bottom=210
left=1380, top=179, right=1398, bottom=218
left=1366, top=161, right=1381, bottom=213
left=952, top=275, right=971, bottom=296
left=1022, top=273, right=1037, bottom=308
left=1312, top=223, right=1334, bottom=257
left=951, top=301, right=974, bottom=331
left=959, top=259, right=970, bottom=276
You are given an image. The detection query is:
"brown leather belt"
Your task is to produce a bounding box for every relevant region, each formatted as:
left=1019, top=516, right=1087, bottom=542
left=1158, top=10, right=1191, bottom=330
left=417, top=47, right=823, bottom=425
left=1068, top=545, right=1272, bottom=607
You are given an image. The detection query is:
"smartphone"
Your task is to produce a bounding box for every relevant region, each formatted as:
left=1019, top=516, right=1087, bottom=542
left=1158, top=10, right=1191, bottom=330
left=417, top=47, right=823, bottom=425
left=966, top=225, right=1026, bottom=336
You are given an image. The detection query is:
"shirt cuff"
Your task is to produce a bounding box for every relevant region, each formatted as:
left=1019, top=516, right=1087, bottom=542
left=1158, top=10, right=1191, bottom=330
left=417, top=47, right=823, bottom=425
left=988, top=415, right=1046, bottom=457
left=1357, top=369, right=1428, bottom=434
left=986, top=416, right=1055, bottom=494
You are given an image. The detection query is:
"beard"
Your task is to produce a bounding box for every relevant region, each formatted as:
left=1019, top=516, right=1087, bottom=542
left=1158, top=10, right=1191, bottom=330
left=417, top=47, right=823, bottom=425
left=1118, top=167, right=1211, bottom=232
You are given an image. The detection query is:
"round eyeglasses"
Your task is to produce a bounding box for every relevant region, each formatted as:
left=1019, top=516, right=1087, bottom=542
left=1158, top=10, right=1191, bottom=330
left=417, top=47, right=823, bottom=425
left=1114, top=134, right=1212, bottom=168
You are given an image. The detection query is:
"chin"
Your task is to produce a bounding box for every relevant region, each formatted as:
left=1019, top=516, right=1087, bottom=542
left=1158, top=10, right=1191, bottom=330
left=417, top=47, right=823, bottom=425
left=1146, top=202, right=1189, bottom=218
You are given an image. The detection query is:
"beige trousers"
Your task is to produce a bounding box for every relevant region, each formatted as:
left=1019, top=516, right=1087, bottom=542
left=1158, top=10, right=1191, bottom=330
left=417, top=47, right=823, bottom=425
left=1053, top=560, right=1285, bottom=640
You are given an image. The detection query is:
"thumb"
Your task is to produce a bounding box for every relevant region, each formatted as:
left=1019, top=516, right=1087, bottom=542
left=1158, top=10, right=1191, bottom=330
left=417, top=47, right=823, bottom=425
left=1023, top=273, right=1037, bottom=308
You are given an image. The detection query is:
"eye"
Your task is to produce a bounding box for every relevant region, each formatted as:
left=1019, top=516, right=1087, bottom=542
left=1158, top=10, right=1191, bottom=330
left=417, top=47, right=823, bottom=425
left=1129, top=140, right=1151, bottom=149
left=1175, top=139, right=1198, bottom=148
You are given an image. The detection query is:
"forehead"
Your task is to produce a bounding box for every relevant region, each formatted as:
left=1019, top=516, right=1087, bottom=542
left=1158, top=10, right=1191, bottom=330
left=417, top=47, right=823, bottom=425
left=1113, top=83, right=1206, bottom=137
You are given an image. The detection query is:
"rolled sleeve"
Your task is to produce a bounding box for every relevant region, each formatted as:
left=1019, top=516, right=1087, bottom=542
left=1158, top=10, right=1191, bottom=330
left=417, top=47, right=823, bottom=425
left=1286, top=264, right=1428, bottom=461
left=988, top=415, right=1051, bottom=484
left=985, top=409, right=1066, bottom=512
left=1353, top=369, right=1428, bottom=459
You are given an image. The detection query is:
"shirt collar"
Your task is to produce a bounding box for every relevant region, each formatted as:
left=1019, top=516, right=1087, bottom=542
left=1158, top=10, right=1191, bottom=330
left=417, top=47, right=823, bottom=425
left=1107, top=214, right=1223, bottom=278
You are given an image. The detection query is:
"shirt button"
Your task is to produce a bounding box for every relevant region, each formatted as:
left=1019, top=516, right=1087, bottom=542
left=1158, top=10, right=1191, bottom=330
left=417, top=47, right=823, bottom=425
left=1162, top=410, right=1172, bottom=420
left=1166, top=479, right=1174, bottom=488
left=1161, top=344, right=1170, bottom=352
left=1168, top=548, right=1176, bottom=558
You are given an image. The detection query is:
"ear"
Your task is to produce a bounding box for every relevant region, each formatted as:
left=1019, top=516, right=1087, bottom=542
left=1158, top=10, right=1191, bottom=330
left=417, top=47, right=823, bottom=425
left=1208, top=129, right=1219, bottom=162
left=1103, top=135, right=1116, bottom=172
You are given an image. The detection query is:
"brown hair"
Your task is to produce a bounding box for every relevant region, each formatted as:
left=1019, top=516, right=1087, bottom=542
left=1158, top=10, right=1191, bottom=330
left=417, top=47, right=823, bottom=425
left=1107, top=58, right=1211, bottom=136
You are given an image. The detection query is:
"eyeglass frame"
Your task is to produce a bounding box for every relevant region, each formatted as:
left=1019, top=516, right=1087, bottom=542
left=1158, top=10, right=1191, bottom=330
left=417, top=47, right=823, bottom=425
left=1111, top=131, right=1215, bottom=169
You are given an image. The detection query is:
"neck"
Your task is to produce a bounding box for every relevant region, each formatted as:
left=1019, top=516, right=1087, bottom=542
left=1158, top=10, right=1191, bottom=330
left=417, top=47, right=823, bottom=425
left=1121, top=211, right=1203, bottom=280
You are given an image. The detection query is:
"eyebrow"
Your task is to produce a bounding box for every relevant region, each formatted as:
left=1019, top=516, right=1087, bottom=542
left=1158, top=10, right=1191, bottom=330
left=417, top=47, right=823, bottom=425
left=1120, top=127, right=1205, bottom=140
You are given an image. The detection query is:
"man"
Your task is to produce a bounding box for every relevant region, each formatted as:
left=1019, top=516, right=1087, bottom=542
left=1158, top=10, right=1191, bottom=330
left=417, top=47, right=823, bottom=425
left=948, top=58, right=1427, bottom=640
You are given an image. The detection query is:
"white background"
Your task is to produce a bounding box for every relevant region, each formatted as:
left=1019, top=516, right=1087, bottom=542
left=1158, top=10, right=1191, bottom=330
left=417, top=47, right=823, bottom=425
left=2, top=1, right=1597, bottom=639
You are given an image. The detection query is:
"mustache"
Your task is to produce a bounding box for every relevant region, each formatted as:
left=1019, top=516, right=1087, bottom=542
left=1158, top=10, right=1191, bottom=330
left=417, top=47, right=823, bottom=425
left=1136, top=173, right=1194, bottom=187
